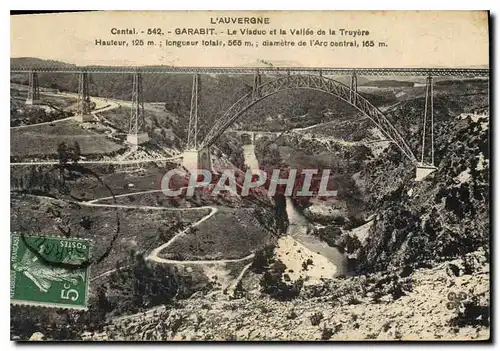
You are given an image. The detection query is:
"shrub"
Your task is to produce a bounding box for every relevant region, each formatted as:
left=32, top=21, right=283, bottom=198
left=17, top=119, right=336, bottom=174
left=335, top=233, right=362, bottom=255
left=302, top=258, right=314, bottom=270
left=251, top=244, right=276, bottom=273
left=321, top=327, right=334, bottom=340
left=317, top=226, right=342, bottom=247
left=260, top=260, right=303, bottom=301
left=310, top=312, right=323, bottom=326
left=449, top=296, right=490, bottom=327
left=107, top=253, right=195, bottom=315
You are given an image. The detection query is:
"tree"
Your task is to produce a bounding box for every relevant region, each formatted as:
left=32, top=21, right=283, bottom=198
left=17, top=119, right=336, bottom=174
left=71, top=141, right=81, bottom=163
left=57, top=142, right=70, bottom=184
left=108, top=253, right=194, bottom=314
left=260, top=259, right=303, bottom=301
left=57, top=142, right=70, bottom=165
left=251, top=245, right=276, bottom=273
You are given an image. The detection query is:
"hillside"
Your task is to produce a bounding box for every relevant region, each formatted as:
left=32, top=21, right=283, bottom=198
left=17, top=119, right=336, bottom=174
left=383, top=79, right=488, bottom=147
left=361, top=80, right=415, bottom=88
left=356, top=115, right=489, bottom=273
left=11, top=57, right=76, bottom=69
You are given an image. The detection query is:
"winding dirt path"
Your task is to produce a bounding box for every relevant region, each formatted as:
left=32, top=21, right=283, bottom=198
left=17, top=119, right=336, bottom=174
left=10, top=116, right=76, bottom=130
left=11, top=155, right=183, bottom=166
left=83, top=189, right=255, bottom=281
left=10, top=93, right=117, bottom=130
left=13, top=188, right=255, bottom=284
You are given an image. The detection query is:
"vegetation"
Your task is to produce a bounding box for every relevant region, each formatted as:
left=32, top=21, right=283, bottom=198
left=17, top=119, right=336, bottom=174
left=260, top=259, right=303, bottom=301
left=9, top=61, right=490, bottom=340
left=163, top=207, right=271, bottom=260
left=321, top=326, right=334, bottom=340
left=106, top=252, right=195, bottom=315
left=309, top=311, right=324, bottom=326
left=11, top=166, right=61, bottom=195
left=57, top=141, right=81, bottom=164
left=449, top=295, right=490, bottom=328
left=10, top=120, right=124, bottom=159
left=360, top=80, right=415, bottom=88
left=254, top=139, right=282, bottom=169
left=357, top=114, right=489, bottom=272
left=216, top=134, right=246, bottom=169
left=10, top=252, right=195, bottom=340
left=250, top=244, right=276, bottom=273
left=10, top=100, right=72, bottom=127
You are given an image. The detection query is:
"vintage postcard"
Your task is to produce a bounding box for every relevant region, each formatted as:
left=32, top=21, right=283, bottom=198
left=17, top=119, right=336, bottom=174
left=10, top=10, right=490, bottom=341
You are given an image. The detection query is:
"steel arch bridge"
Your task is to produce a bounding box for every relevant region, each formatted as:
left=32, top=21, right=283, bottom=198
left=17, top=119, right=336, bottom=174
left=199, top=74, right=418, bottom=163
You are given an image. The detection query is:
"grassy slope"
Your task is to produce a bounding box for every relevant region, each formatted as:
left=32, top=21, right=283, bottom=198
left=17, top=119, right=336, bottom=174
left=163, top=206, right=271, bottom=260
left=10, top=120, right=123, bottom=158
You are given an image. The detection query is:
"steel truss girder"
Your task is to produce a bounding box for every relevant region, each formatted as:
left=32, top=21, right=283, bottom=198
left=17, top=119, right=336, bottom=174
left=420, top=76, right=435, bottom=166
left=200, top=74, right=418, bottom=163
left=10, top=66, right=490, bottom=77
left=252, top=71, right=262, bottom=100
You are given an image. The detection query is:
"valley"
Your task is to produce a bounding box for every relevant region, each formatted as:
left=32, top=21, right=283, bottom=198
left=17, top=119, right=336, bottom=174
left=9, top=60, right=490, bottom=341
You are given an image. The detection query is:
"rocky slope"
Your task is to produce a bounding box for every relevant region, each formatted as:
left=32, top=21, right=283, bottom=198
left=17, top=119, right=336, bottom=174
left=78, top=249, right=489, bottom=341
left=356, top=116, right=489, bottom=273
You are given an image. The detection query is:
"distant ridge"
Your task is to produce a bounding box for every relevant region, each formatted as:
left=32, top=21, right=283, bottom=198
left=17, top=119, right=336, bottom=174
left=360, top=79, right=415, bottom=88
left=10, top=57, right=76, bottom=68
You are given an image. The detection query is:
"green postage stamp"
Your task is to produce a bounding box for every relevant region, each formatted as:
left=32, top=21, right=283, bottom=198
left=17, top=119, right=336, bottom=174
left=10, top=233, right=92, bottom=310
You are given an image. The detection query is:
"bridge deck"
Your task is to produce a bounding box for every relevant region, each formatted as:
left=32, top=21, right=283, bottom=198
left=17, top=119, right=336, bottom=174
left=10, top=67, right=489, bottom=77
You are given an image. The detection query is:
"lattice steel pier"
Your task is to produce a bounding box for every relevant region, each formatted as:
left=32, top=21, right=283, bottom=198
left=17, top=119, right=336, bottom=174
left=127, top=72, right=149, bottom=146
left=26, top=71, right=40, bottom=105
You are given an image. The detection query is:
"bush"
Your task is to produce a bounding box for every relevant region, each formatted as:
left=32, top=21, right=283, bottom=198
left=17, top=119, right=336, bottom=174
left=334, top=233, right=362, bottom=255
left=321, top=327, right=334, bottom=340
left=251, top=244, right=276, bottom=273
left=302, top=258, right=314, bottom=271
left=317, top=226, right=342, bottom=247
left=449, top=295, right=490, bottom=328
left=310, top=312, right=323, bottom=326
left=108, top=253, right=195, bottom=315
left=260, top=260, right=303, bottom=301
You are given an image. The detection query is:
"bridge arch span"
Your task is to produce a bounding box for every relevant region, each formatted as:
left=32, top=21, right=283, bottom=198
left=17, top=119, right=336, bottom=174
left=200, top=74, right=417, bottom=162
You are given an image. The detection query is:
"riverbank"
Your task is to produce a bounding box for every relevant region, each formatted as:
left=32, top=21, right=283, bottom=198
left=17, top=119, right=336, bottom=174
left=272, top=197, right=349, bottom=284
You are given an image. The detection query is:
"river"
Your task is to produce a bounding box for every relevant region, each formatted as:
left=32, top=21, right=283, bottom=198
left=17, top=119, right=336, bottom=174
left=242, top=144, right=260, bottom=174
left=240, top=141, right=349, bottom=277
left=285, top=197, right=349, bottom=276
